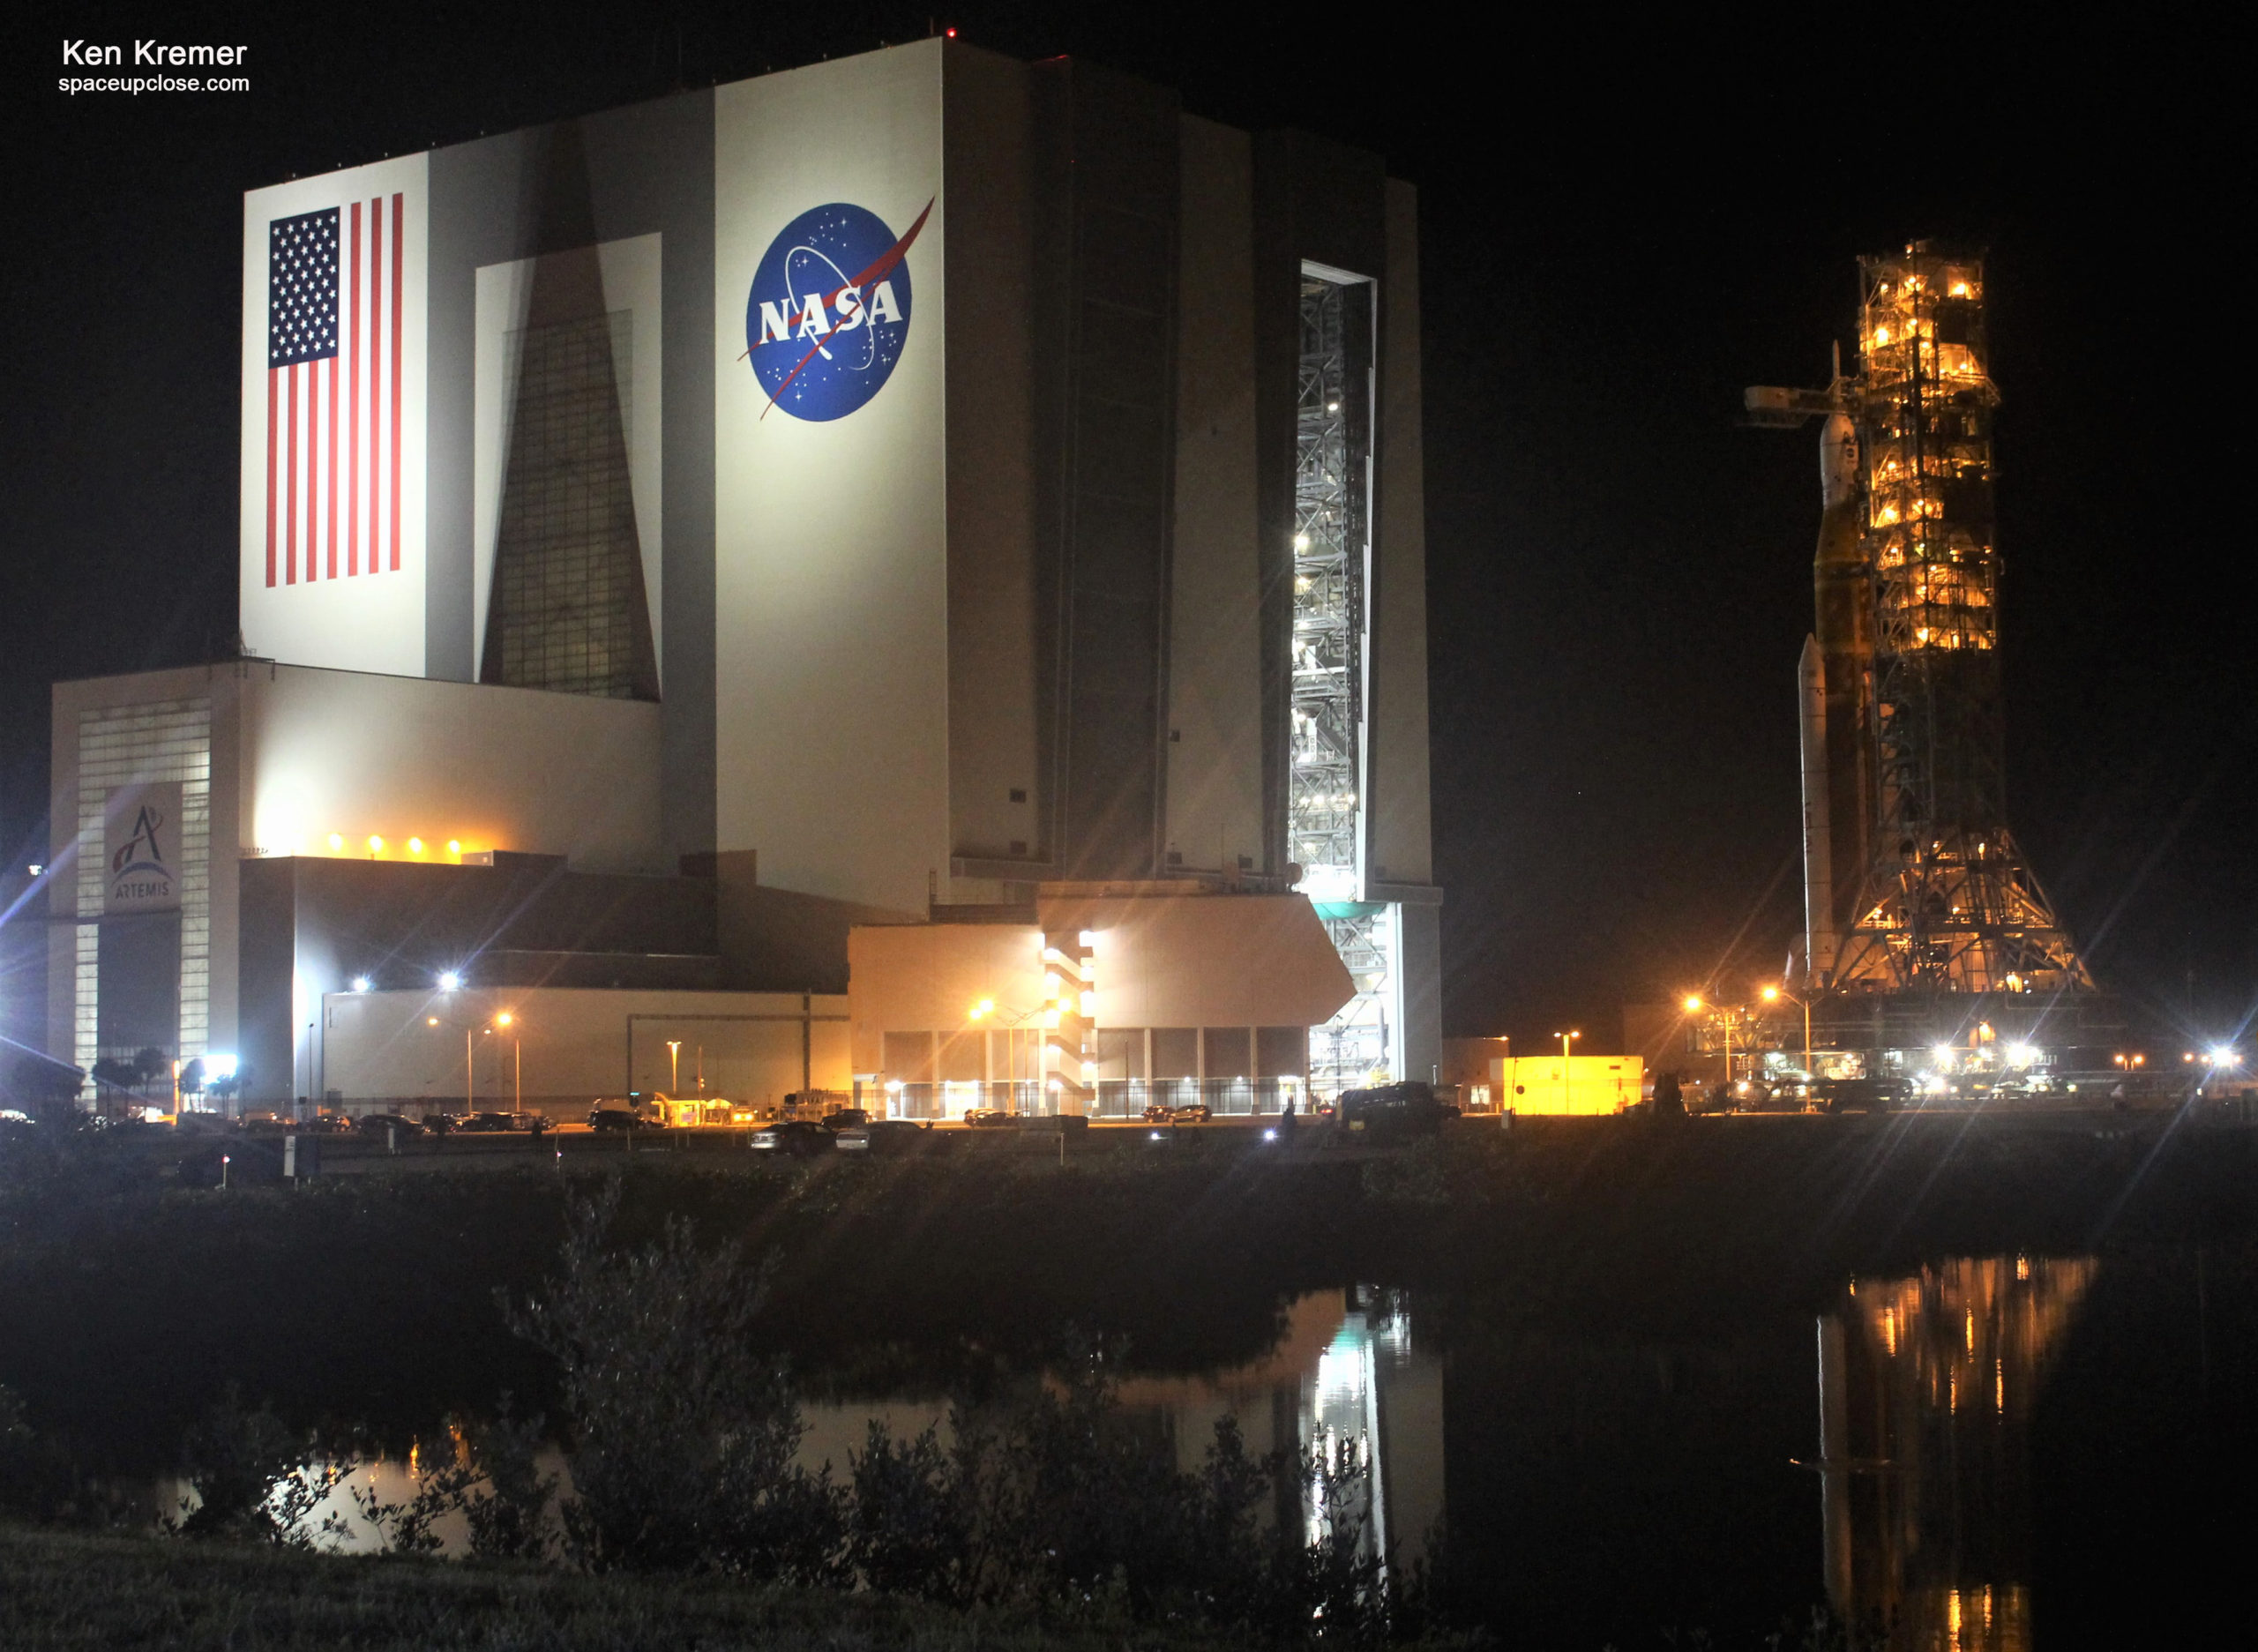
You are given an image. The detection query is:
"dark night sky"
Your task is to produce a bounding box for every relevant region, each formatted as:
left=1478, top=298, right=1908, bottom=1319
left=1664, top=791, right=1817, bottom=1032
left=4, top=5, right=2247, bottom=1051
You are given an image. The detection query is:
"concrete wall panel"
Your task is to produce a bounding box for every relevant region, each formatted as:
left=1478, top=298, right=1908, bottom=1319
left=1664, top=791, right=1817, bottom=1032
left=1165, top=117, right=1263, bottom=878
left=848, top=921, right=1046, bottom=1073
left=1371, top=180, right=1433, bottom=889
left=322, top=986, right=846, bottom=1110
left=943, top=48, right=1043, bottom=869
left=714, top=44, right=950, bottom=914
left=237, top=665, right=663, bottom=873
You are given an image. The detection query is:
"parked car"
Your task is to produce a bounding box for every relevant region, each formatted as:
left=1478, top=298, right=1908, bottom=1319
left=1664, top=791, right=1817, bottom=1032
left=1167, top=1103, right=1213, bottom=1124
left=587, top=1106, right=647, bottom=1132
left=460, top=1110, right=542, bottom=1132
left=1811, top=1077, right=1909, bottom=1115
left=308, top=1111, right=358, bottom=1133
left=1731, top=1080, right=1806, bottom=1114
left=236, top=1110, right=288, bottom=1132
left=1141, top=1103, right=1173, bottom=1123
left=423, top=1112, right=467, bottom=1135
left=750, top=1118, right=834, bottom=1155
left=834, top=1119, right=935, bottom=1155
left=961, top=1109, right=1015, bottom=1128
left=1338, top=1082, right=1449, bottom=1140
left=822, top=1107, right=871, bottom=1130
left=355, top=1113, right=427, bottom=1139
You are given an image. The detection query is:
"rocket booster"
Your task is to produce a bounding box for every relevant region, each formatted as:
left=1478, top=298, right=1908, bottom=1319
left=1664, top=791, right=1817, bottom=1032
left=1798, top=634, right=1836, bottom=986
left=1812, top=411, right=1874, bottom=954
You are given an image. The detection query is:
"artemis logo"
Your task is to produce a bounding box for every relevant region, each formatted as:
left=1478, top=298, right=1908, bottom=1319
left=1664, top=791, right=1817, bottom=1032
left=744, top=198, right=931, bottom=422
left=107, top=802, right=175, bottom=908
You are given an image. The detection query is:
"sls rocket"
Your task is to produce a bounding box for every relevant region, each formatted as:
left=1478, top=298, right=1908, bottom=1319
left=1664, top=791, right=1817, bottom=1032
left=1799, top=412, right=1874, bottom=989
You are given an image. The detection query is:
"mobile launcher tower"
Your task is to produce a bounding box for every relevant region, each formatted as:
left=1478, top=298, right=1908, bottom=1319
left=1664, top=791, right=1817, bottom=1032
left=1746, top=245, right=2118, bottom=1084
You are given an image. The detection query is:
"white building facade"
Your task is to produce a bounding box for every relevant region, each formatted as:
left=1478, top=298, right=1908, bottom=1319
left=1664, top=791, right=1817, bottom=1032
left=48, top=41, right=1438, bottom=1110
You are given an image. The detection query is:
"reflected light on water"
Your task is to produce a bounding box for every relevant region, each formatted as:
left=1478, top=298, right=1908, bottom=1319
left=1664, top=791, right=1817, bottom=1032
left=798, top=1288, right=1443, bottom=1578
left=1817, top=1254, right=2094, bottom=1650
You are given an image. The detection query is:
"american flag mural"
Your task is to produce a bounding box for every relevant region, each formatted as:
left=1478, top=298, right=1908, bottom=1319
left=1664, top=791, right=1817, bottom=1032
left=265, top=195, right=404, bottom=586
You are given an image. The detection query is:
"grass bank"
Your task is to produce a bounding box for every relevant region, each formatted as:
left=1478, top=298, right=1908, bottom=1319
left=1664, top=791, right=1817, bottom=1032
left=0, top=1524, right=1430, bottom=1651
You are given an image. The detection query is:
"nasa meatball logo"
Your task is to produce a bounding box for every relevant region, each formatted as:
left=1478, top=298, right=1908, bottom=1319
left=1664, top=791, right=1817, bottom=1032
left=744, top=198, right=931, bottom=422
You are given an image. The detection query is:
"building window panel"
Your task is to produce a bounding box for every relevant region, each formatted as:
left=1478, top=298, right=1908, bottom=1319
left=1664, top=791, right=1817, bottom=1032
left=72, top=698, right=212, bottom=1081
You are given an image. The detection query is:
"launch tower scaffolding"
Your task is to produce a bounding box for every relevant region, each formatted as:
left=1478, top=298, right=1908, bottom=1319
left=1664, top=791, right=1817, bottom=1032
left=1292, top=269, right=1394, bottom=1095
left=1836, top=249, right=2090, bottom=995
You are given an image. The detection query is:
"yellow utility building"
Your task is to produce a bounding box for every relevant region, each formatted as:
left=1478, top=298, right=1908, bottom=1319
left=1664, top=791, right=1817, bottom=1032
left=1500, top=1054, right=1644, bottom=1116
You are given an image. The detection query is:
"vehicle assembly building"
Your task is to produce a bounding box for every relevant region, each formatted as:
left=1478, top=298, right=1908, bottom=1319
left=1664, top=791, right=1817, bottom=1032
left=41, top=38, right=1439, bottom=1115
left=1744, top=244, right=2115, bottom=1081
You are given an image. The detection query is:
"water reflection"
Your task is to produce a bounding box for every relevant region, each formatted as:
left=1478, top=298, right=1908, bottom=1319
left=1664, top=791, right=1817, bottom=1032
left=1114, top=1286, right=1444, bottom=1574
left=133, top=1287, right=1443, bottom=1566
left=148, top=1439, right=545, bottom=1555
left=802, top=1286, right=1443, bottom=1572
left=1816, top=1255, right=2095, bottom=1649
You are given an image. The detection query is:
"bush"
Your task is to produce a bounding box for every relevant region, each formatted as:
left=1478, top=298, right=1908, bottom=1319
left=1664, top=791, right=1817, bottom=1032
left=503, top=1181, right=840, bottom=1580
left=172, top=1385, right=333, bottom=1544
left=843, top=1349, right=1400, bottom=1640
left=846, top=1418, right=965, bottom=1598
left=495, top=1185, right=1417, bottom=1636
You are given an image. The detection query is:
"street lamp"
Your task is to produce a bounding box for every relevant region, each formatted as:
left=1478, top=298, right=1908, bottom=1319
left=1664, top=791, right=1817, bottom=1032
left=1551, top=1030, right=1580, bottom=1112
left=1761, top=983, right=1812, bottom=1078
left=496, top=1012, right=520, bottom=1111
left=429, top=1011, right=510, bottom=1115
left=1686, top=994, right=1751, bottom=1092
